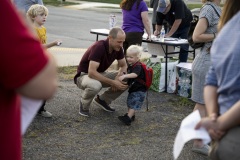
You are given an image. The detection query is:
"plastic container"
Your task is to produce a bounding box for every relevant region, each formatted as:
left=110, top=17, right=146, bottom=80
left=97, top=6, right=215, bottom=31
left=109, top=14, right=117, bottom=29
left=159, top=28, right=165, bottom=42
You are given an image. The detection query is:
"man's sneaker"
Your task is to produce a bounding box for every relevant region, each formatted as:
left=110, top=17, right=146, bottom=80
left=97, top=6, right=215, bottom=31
left=192, top=144, right=210, bottom=156
left=38, top=110, right=52, bottom=118
left=124, top=113, right=135, bottom=121
left=79, top=100, right=89, bottom=117
left=118, top=114, right=131, bottom=126
left=93, top=95, right=115, bottom=112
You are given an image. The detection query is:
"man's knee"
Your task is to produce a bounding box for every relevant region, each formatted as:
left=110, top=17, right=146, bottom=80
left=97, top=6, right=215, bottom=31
left=83, top=81, right=102, bottom=96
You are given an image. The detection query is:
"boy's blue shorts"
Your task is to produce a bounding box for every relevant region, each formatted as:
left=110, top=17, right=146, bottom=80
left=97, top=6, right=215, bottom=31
left=127, top=91, right=146, bottom=110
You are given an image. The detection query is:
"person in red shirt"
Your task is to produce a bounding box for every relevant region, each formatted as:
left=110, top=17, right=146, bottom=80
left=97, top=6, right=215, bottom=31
left=0, top=0, right=57, bottom=159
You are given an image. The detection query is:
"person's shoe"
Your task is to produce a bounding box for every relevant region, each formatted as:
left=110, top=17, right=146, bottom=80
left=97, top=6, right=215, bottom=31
left=38, top=110, right=52, bottom=118
left=124, top=113, right=135, bottom=121
left=79, top=100, right=90, bottom=117
left=118, top=115, right=131, bottom=126
left=192, top=144, right=210, bottom=156
left=93, top=95, right=115, bottom=112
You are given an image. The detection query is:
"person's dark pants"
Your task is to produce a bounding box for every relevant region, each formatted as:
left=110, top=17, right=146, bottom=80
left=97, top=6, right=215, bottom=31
left=38, top=100, right=46, bottom=113
left=171, top=26, right=190, bottom=63
left=123, top=32, right=143, bottom=54
left=152, top=24, right=156, bottom=33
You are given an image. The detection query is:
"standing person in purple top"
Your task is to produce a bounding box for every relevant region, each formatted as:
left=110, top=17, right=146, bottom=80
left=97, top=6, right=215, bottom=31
left=120, top=0, right=152, bottom=54
left=74, top=27, right=128, bottom=117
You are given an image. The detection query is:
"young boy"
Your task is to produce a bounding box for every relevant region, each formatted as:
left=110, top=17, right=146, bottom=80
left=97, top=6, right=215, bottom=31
left=118, top=45, right=147, bottom=125
left=27, top=4, right=62, bottom=117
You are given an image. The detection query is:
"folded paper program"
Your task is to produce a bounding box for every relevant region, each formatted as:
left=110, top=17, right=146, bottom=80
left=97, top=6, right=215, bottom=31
left=173, top=110, right=211, bottom=159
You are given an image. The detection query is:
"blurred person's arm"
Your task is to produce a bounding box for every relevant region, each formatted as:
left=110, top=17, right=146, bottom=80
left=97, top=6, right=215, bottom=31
left=16, top=51, right=57, bottom=100
left=112, top=58, right=128, bottom=91
left=1, top=0, right=57, bottom=100
left=192, top=18, right=215, bottom=43
left=141, top=11, right=152, bottom=40
left=44, top=40, right=62, bottom=48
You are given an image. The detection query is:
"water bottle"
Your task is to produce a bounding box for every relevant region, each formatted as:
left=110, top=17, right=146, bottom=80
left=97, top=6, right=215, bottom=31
left=159, top=28, right=165, bottom=42
left=109, top=14, right=117, bottom=29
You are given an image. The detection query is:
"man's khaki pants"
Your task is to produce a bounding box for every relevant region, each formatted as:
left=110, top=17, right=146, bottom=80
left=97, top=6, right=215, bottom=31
left=76, top=71, right=126, bottom=110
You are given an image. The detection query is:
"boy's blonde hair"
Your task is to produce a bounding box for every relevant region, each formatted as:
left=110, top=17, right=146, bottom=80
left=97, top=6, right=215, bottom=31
left=27, top=4, right=48, bottom=22
left=127, top=45, right=143, bottom=58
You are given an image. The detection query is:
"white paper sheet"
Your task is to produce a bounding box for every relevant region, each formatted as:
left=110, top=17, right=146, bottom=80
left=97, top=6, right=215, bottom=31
left=173, top=110, right=211, bottom=159
left=21, top=96, right=42, bottom=135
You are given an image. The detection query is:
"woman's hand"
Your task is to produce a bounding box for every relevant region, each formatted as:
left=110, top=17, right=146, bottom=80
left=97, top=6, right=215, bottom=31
left=195, top=115, right=225, bottom=140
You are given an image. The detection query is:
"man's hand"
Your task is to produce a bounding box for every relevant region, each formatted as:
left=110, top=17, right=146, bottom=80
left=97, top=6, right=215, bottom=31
left=111, top=79, right=128, bottom=92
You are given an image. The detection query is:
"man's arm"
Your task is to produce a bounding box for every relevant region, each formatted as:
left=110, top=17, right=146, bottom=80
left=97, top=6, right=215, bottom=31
left=116, top=58, right=128, bottom=78
left=88, top=60, right=128, bottom=90
left=88, top=61, right=114, bottom=85
left=154, top=12, right=164, bottom=36
left=16, top=52, right=57, bottom=100
left=44, top=40, right=62, bottom=49
left=165, top=19, right=182, bottom=37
